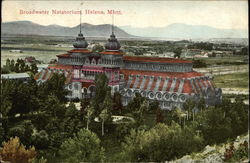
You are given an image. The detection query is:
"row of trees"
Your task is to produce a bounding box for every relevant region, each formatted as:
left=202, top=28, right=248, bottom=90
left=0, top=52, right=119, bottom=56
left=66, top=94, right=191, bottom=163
left=1, top=58, right=38, bottom=74
left=187, top=42, right=214, bottom=50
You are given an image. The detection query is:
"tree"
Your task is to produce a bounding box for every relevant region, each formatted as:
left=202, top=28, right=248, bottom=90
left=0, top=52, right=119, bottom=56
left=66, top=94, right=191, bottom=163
left=80, top=98, right=90, bottom=115
left=59, top=129, right=104, bottom=162
left=197, top=98, right=206, bottom=111
left=1, top=66, right=10, bottom=74
left=19, top=59, right=26, bottom=72
left=196, top=106, right=232, bottom=144
left=155, top=108, right=164, bottom=124
left=113, top=92, right=123, bottom=114
left=14, top=62, right=20, bottom=73
left=92, top=74, right=110, bottom=114
left=6, top=58, right=11, bottom=68
left=148, top=101, right=159, bottom=113
left=99, top=92, right=112, bottom=136
left=173, top=47, right=182, bottom=58
left=30, top=63, right=38, bottom=74
left=24, top=64, right=30, bottom=72
left=7, top=120, right=34, bottom=146
left=120, top=123, right=204, bottom=162
left=174, top=107, right=187, bottom=126
left=10, top=59, right=15, bottom=72
left=85, top=105, right=94, bottom=130
left=183, top=99, right=196, bottom=121
left=0, top=137, right=36, bottom=163
left=31, top=130, right=49, bottom=150
left=127, top=93, right=146, bottom=113
left=99, top=109, right=109, bottom=136
left=63, top=102, right=83, bottom=132
left=42, top=73, right=69, bottom=103
left=92, top=44, right=104, bottom=52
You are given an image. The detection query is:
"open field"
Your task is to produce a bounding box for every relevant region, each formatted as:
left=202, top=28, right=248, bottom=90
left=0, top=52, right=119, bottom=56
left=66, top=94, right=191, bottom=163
left=214, top=72, right=249, bottom=91
left=194, top=65, right=249, bottom=75
left=1, top=49, right=59, bottom=65
left=197, top=56, right=248, bottom=66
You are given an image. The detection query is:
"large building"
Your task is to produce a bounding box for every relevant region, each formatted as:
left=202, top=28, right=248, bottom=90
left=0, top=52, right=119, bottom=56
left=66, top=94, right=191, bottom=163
left=34, top=28, right=222, bottom=110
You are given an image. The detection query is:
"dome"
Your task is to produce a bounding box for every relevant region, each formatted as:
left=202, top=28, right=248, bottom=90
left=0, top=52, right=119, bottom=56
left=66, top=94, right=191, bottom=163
left=73, top=33, right=88, bottom=49
left=105, top=33, right=121, bottom=51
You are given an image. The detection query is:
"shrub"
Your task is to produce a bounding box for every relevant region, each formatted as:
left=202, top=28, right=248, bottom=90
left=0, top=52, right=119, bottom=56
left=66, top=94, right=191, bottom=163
left=224, top=141, right=249, bottom=162
left=59, top=129, right=105, bottom=162
left=0, top=136, right=36, bottom=163
left=120, top=123, right=204, bottom=162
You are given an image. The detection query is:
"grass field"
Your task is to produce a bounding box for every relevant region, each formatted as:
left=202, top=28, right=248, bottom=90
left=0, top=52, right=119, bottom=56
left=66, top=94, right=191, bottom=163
left=214, top=72, right=249, bottom=89
left=1, top=50, right=60, bottom=65
left=196, top=56, right=248, bottom=66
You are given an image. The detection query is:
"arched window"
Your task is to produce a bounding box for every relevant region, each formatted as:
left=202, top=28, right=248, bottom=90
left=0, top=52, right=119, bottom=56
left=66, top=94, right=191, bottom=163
left=85, top=58, right=89, bottom=64
left=92, top=59, right=96, bottom=65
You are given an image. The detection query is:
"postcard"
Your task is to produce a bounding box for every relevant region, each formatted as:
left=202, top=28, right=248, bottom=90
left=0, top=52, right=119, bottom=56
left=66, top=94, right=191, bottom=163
left=0, top=0, right=249, bottom=163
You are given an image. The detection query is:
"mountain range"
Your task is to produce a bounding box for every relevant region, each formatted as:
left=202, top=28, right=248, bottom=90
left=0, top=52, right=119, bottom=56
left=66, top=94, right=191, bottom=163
left=1, top=21, right=133, bottom=38
left=120, top=23, right=248, bottom=39
left=1, top=21, right=248, bottom=39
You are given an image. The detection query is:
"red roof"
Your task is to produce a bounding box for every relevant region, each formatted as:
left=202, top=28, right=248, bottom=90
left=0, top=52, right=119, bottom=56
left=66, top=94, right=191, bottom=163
left=120, top=69, right=213, bottom=94
left=120, top=69, right=203, bottom=79
left=82, top=82, right=94, bottom=88
left=68, top=49, right=91, bottom=53
left=34, top=68, right=73, bottom=84
left=182, top=80, right=193, bottom=94
left=34, top=71, right=41, bottom=80
left=57, top=53, right=71, bottom=58
left=99, top=51, right=123, bottom=55
left=123, top=56, right=192, bottom=64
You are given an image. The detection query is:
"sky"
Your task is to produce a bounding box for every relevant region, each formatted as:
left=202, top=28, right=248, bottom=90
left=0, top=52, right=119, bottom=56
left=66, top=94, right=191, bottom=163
left=2, top=0, right=248, bottom=30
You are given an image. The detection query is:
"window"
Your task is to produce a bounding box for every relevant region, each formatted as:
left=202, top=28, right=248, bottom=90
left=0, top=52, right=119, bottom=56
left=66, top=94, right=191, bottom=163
left=74, top=83, right=79, bottom=90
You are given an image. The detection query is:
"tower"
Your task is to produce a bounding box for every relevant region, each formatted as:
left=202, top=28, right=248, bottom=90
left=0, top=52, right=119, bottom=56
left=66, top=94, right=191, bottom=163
left=73, top=11, right=88, bottom=49
left=99, top=14, right=123, bottom=94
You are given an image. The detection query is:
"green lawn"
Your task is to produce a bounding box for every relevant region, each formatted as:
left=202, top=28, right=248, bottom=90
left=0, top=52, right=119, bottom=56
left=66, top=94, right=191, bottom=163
left=214, top=72, right=249, bottom=89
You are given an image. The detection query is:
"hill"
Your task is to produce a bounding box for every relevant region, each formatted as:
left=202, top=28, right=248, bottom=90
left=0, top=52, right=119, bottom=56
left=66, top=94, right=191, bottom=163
left=120, top=23, right=248, bottom=39
left=1, top=21, right=133, bottom=38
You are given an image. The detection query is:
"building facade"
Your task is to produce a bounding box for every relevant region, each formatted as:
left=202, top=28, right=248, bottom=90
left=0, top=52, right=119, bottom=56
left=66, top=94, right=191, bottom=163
left=35, top=30, right=222, bottom=110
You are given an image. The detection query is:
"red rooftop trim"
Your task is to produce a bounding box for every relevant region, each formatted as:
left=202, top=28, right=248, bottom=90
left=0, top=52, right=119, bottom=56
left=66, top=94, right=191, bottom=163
left=68, top=49, right=91, bottom=53
left=99, top=51, right=124, bottom=55
left=174, top=79, right=180, bottom=92
left=166, top=79, right=172, bottom=92
left=123, top=56, right=192, bottom=64
left=158, top=79, right=165, bottom=91
left=182, top=80, right=193, bottom=94
left=136, top=77, right=143, bottom=89
left=56, top=53, right=71, bottom=58
left=82, top=82, right=94, bottom=88
left=34, top=72, right=41, bottom=80
left=42, top=70, right=48, bottom=80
